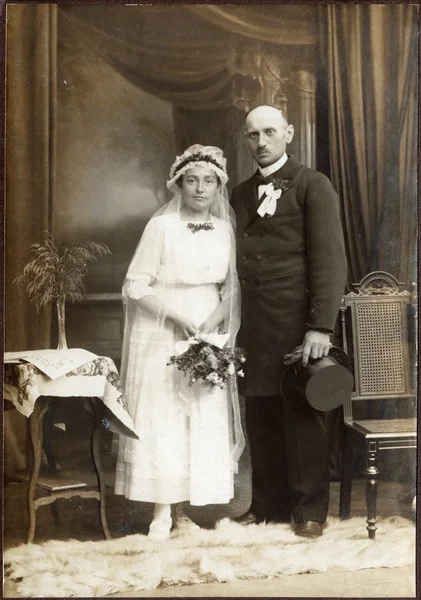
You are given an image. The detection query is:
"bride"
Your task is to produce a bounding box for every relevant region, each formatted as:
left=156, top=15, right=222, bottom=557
left=115, top=145, right=245, bottom=541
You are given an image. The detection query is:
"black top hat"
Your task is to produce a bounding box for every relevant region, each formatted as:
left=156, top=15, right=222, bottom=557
left=281, top=347, right=354, bottom=412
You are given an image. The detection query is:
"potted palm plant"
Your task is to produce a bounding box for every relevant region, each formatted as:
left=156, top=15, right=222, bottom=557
left=15, top=236, right=111, bottom=350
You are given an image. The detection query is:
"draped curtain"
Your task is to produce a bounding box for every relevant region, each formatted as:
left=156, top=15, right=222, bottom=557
left=5, top=4, right=57, bottom=350
left=326, top=4, right=418, bottom=285
left=60, top=6, right=316, bottom=112
left=60, top=6, right=255, bottom=111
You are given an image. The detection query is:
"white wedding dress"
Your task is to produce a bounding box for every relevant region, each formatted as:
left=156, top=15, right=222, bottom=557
left=115, top=214, right=236, bottom=505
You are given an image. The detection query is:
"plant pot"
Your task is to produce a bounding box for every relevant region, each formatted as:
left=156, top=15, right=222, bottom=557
left=56, top=297, right=68, bottom=350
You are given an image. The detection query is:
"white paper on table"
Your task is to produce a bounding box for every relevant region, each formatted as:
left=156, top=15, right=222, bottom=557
left=3, top=348, right=98, bottom=380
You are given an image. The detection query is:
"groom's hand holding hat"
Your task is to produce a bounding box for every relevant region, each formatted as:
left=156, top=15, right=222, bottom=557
left=282, top=346, right=354, bottom=412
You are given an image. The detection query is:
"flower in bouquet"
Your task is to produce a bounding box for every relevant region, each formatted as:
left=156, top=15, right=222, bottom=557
left=167, top=333, right=246, bottom=390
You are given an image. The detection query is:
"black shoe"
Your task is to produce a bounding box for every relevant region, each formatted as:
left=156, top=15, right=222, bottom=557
left=232, top=511, right=264, bottom=525
left=295, top=521, right=323, bottom=538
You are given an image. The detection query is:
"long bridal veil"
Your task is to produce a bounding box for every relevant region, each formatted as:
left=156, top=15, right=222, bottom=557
left=119, top=144, right=245, bottom=472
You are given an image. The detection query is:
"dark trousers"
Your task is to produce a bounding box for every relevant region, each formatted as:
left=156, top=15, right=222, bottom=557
left=245, top=395, right=330, bottom=524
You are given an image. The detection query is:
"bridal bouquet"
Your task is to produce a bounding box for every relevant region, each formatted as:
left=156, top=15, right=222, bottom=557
left=168, top=333, right=246, bottom=390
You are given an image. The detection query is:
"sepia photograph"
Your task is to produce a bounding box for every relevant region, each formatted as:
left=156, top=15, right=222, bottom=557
left=3, top=2, right=418, bottom=597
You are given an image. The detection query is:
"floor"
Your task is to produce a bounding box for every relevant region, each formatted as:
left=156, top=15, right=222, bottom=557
left=107, top=567, right=416, bottom=598
left=3, top=413, right=417, bottom=598
left=4, top=478, right=416, bottom=597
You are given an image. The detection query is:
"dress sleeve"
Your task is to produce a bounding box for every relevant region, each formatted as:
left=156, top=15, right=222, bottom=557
left=123, top=217, right=164, bottom=300
left=219, top=223, right=240, bottom=302
left=219, top=264, right=240, bottom=302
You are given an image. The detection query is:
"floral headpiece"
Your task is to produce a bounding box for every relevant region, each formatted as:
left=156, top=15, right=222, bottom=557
left=166, top=144, right=228, bottom=192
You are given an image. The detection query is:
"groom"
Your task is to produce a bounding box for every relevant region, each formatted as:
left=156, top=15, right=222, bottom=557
left=231, top=105, right=347, bottom=538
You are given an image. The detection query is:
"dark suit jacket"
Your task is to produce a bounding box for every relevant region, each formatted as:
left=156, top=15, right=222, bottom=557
left=231, top=156, right=347, bottom=396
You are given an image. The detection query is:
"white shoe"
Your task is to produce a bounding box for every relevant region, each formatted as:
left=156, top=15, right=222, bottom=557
left=148, top=516, right=172, bottom=541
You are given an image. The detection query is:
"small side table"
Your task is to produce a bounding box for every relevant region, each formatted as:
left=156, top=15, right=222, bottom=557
left=26, top=396, right=110, bottom=543
left=4, top=353, right=137, bottom=544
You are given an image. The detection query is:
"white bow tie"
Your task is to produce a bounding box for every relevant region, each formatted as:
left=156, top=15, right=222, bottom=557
left=257, top=182, right=283, bottom=217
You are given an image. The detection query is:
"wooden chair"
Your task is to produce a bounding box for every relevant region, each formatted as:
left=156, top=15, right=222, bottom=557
left=339, top=271, right=417, bottom=538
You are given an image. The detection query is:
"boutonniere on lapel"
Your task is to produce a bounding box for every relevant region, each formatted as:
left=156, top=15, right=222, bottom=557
left=272, top=177, right=290, bottom=193
left=257, top=177, right=291, bottom=218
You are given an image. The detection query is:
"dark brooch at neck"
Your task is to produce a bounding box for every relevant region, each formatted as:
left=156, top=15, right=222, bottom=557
left=187, top=222, right=214, bottom=233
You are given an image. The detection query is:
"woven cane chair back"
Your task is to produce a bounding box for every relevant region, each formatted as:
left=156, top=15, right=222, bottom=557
left=341, top=271, right=416, bottom=422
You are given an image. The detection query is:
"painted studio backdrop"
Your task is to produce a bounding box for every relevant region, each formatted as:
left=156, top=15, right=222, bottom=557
left=5, top=4, right=418, bottom=496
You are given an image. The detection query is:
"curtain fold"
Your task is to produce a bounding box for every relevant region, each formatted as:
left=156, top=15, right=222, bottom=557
left=5, top=4, right=57, bottom=350
left=396, top=9, right=418, bottom=287
left=188, top=5, right=316, bottom=46
left=327, top=5, right=418, bottom=284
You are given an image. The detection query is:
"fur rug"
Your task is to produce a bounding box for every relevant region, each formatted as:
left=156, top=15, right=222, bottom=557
left=4, top=516, right=415, bottom=598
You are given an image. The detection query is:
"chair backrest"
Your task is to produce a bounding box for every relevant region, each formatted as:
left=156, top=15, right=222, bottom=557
left=340, top=271, right=416, bottom=422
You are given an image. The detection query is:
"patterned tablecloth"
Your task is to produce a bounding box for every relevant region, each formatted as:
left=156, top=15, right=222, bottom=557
left=4, top=356, right=137, bottom=439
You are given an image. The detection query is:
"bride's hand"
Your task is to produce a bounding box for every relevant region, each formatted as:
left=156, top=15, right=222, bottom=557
left=198, top=318, right=216, bottom=334
left=173, top=316, right=199, bottom=339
